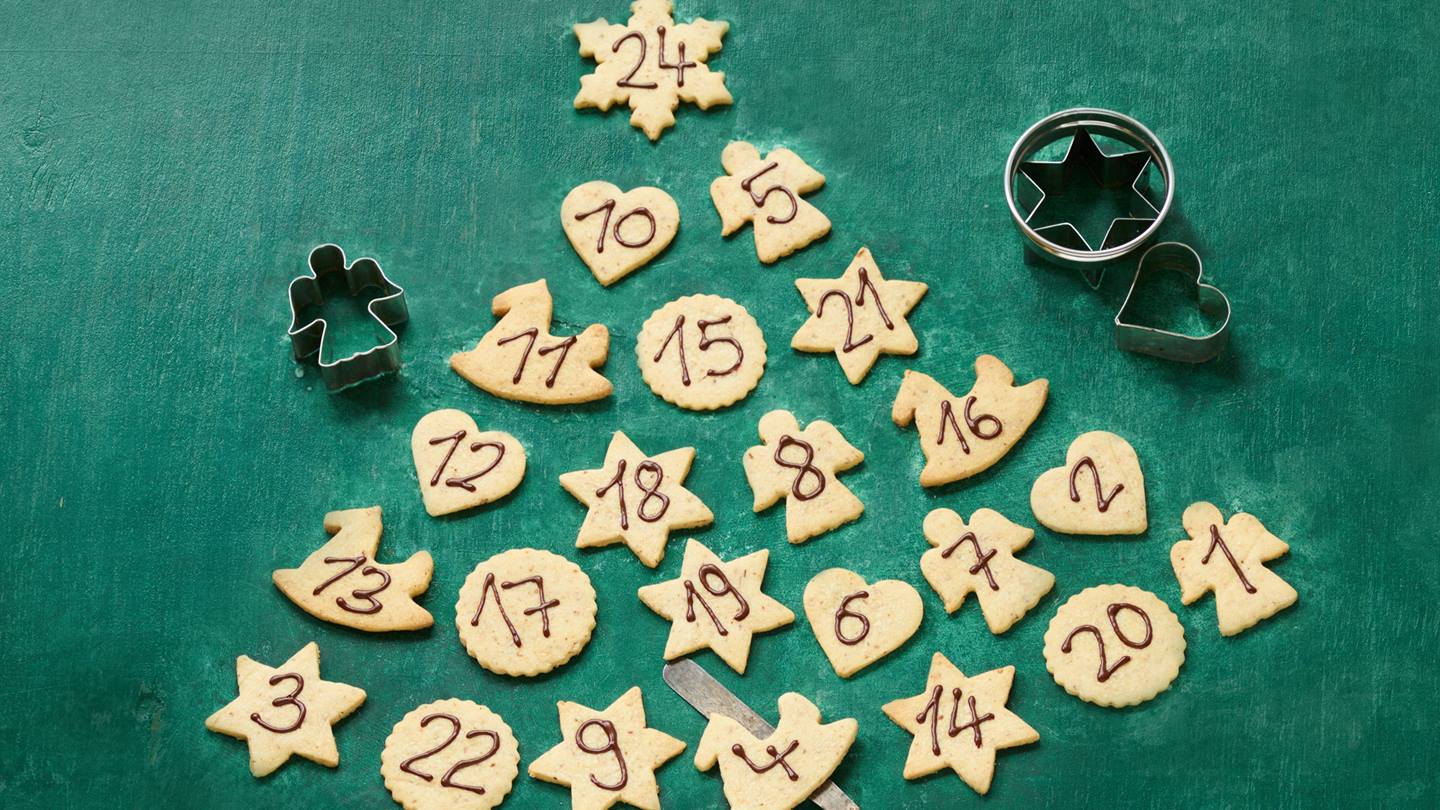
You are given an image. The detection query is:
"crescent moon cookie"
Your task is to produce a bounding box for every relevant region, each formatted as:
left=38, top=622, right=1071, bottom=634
left=792, top=247, right=928, bottom=384
left=709, top=141, right=830, bottom=264
left=1171, top=502, right=1298, bottom=636
left=741, top=410, right=865, bottom=544
left=892, top=355, right=1048, bottom=487
left=636, top=294, right=767, bottom=411
left=562, top=181, right=680, bottom=286
left=636, top=539, right=793, bottom=674
left=695, top=692, right=857, bottom=810
left=450, top=279, right=612, bottom=405
left=411, top=409, right=526, bottom=517
left=802, top=568, right=923, bottom=678
left=1043, top=584, right=1185, bottom=707
left=272, top=506, right=434, bottom=632
left=455, top=549, right=598, bottom=677
left=1030, top=431, right=1147, bottom=535
left=204, top=642, right=367, bottom=778
left=559, top=431, right=714, bottom=568
left=920, top=508, right=1054, bottom=635
left=380, top=699, right=520, bottom=810
left=528, top=686, right=687, bottom=810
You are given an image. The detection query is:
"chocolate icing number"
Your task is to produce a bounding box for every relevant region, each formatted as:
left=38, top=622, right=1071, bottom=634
left=815, top=267, right=894, bottom=353
left=399, top=712, right=501, bottom=796
left=936, top=396, right=1002, bottom=454
left=653, top=314, right=743, bottom=386
left=940, top=532, right=999, bottom=591
left=576, top=718, right=628, bottom=791
left=1068, top=456, right=1124, bottom=512
left=497, top=327, right=577, bottom=389
left=915, top=684, right=995, bottom=755
left=732, top=740, right=800, bottom=781
left=739, top=161, right=798, bottom=224
left=427, top=430, right=506, bottom=492
left=595, top=458, right=671, bottom=530
left=773, top=435, right=826, bottom=501
left=249, top=672, right=306, bottom=734
left=613, top=25, right=696, bottom=89
left=469, top=572, right=560, bottom=648
left=1203, top=524, right=1257, bottom=593
left=684, top=563, right=750, bottom=636
left=1060, top=602, right=1153, bottom=682
left=313, top=555, right=391, bottom=615
left=574, top=198, right=656, bottom=253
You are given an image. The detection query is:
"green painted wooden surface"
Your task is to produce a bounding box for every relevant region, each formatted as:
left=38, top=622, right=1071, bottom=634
left=3, top=0, right=1437, bottom=806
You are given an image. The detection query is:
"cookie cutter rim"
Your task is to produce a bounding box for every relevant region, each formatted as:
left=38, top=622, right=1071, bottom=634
left=286, top=243, right=409, bottom=391
left=1004, top=108, right=1175, bottom=271
left=1114, top=241, right=1231, bottom=363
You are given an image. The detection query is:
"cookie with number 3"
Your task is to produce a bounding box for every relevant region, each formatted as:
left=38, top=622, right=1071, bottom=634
left=562, top=181, right=680, bottom=287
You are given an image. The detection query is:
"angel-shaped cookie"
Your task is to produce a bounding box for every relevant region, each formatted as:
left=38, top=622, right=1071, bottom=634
left=893, top=355, right=1048, bottom=487
left=710, top=141, right=830, bottom=264
left=920, top=508, right=1054, bottom=634
left=742, top=410, right=864, bottom=543
left=272, top=507, right=433, bottom=632
left=450, top=279, right=612, bottom=404
left=695, top=693, right=857, bottom=810
left=1171, top=502, right=1297, bottom=636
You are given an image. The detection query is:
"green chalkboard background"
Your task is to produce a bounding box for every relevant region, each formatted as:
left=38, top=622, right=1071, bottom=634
left=3, top=0, right=1437, bottom=807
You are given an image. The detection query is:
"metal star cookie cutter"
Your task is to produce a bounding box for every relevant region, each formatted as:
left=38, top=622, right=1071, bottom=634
left=662, top=660, right=860, bottom=810
left=286, top=243, right=409, bottom=391
left=1004, top=108, right=1175, bottom=288
left=1114, top=242, right=1230, bottom=363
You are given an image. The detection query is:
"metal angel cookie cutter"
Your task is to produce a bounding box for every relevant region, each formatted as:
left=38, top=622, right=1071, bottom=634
left=663, top=660, right=859, bottom=810
left=1114, top=242, right=1231, bottom=363
left=286, top=244, right=409, bottom=391
left=1005, top=108, right=1174, bottom=288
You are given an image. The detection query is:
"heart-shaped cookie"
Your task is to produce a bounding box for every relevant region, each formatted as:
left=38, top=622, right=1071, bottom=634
left=1030, top=431, right=1146, bottom=535
left=410, top=409, right=526, bottom=517
left=561, top=181, right=680, bottom=286
left=1114, top=242, right=1231, bottom=363
left=803, top=568, right=923, bottom=678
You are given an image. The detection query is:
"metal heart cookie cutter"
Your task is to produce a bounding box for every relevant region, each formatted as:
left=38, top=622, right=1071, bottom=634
left=1004, top=108, right=1174, bottom=288
left=1114, top=242, right=1231, bottom=363
left=286, top=243, right=409, bottom=391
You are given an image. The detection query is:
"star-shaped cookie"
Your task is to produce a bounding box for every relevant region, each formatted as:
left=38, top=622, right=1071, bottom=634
left=529, top=686, right=686, bottom=810
left=573, top=0, right=731, bottom=140
left=742, top=410, right=864, bottom=543
left=1171, top=502, right=1297, bottom=636
left=205, top=642, right=367, bottom=777
left=792, top=247, right=928, bottom=384
left=637, top=539, right=793, bottom=674
left=560, top=432, right=714, bottom=568
left=882, top=654, right=1037, bottom=795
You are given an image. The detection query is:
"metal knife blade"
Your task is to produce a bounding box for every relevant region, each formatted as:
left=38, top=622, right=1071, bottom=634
left=662, top=660, right=860, bottom=810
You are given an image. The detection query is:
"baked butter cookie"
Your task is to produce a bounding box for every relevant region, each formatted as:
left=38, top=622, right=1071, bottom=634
left=1030, top=431, right=1147, bottom=535
left=792, top=247, right=927, bottom=384
left=636, top=294, right=766, bottom=411
left=528, top=686, right=686, bottom=810
left=710, top=141, right=830, bottom=264
left=636, top=539, right=793, bottom=674
left=802, top=568, right=923, bottom=678
left=273, top=506, right=434, bottom=632
left=455, top=549, right=597, bottom=677
left=882, top=654, right=1037, bottom=795
left=411, top=409, right=526, bottom=517
left=205, top=642, right=366, bottom=778
left=695, top=693, right=857, bottom=810
left=892, top=355, right=1048, bottom=487
left=562, top=181, right=680, bottom=286
left=1171, top=502, right=1298, bottom=636
left=559, top=431, right=714, bottom=568
left=741, top=410, right=864, bottom=543
left=380, top=699, right=520, bottom=810
left=920, top=508, right=1054, bottom=635
left=1043, top=584, right=1184, bottom=707
left=450, top=279, right=612, bottom=405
